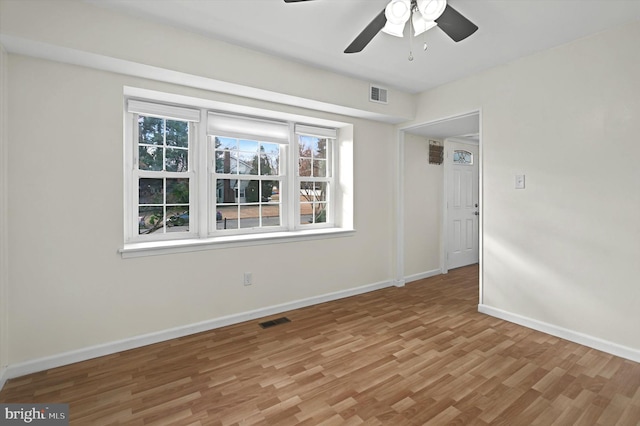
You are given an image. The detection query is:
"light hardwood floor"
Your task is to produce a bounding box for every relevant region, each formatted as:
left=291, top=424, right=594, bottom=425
left=2, top=264, right=640, bottom=425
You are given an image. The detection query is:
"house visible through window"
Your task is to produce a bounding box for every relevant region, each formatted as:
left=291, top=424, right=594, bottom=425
left=124, top=98, right=343, bottom=249
left=213, top=136, right=283, bottom=231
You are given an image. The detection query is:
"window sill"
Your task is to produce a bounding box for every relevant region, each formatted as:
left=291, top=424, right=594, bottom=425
left=120, top=228, right=355, bottom=258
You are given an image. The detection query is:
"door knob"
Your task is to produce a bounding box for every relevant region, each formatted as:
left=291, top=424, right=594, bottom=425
left=474, top=211, right=479, bottom=216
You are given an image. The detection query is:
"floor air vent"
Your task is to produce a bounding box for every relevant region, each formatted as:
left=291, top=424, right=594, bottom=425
left=259, top=317, right=291, bottom=329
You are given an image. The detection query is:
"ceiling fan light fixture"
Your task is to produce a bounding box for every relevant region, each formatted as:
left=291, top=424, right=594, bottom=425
left=382, top=0, right=411, bottom=37
left=412, top=13, right=438, bottom=36
left=384, top=0, right=411, bottom=25
left=416, top=0, right=447, bottom=21
left=382, top=21, right=406, bottom=37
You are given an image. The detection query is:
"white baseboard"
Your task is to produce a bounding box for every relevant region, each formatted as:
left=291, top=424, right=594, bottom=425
left=478, top=304, right=640, bottom=363
left=405, top=268, right=442, bottom=284
left=4, top=279, right=394, bottom=382
left=0, top=365, right=7, bottom=391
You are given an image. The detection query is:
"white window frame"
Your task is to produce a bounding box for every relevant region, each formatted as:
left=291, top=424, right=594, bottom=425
left=294, top=124, right=337, bottom=230
left=208, top=112, right=290, bottom=236
left=122, top=90, right=354, bottom=258
left=209, top=137, right=288, bottom=235
left=124, top=100, right=200, bottom=243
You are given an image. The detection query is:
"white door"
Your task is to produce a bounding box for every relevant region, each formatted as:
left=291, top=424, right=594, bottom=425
left=445, top=140, right=479, bottom=270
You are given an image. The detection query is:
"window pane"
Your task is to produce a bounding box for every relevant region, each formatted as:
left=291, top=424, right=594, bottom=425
left=453, top=150, right=473, bottom=165
left=238, top=152, right=258, bottom=175
left=243, top=180, right=260, bottom=203
left=300, top=181, right=327, bottom=201
left=260, top=142, right=280, bottom=176
left=299, top=136, right=314, bottom=158
left=167, top=208, right=189, bottom=233
left=313, top=159, right=327, bottom=177
left=314, top=182, right=327, bottom=201
left=299, top=158, right=312, bottom=177
left=165, top=120, right=188, bottom=148
left=260, top=153, right=279, bottom=176
left=166, top=178, right=189, bottom=204
left=214, top=136, right=238, bottom=174
left=261, top=180, right=278, bottom=202
left=138, top=116, right=163, bottom=145
left=313, top=204, right=327, bottom=224
left=138, top=206, right=163, bottom=234
left=139, top=146, right=163, bottom=171
left=239, top=139, right=259, bottom=152
left=216, top=150, right=238, bottom=174
left=261, top=142, right=279, bottom=156
left=300, top=182, right=313, bottom=201
left=166, top=148, right=188, bottom=172
left=239, top=205, right=258, bottom=229
left=315, top=139, right=327, bottom=159
left=262, top=205, right=280, bottom=227
left=300, top=202, right=312, bottom=225
left=217, top=179, right=238, bottom=203
left=139, top=178, right=163, bottom=204
left=216, top=137, right=237, bottom=150
left=216, top=205, right=237, bottom=230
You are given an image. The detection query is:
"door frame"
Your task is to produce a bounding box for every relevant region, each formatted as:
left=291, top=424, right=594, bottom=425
left=396, top=109, right=483, bottom=304
left=442, top=137, right=480, bottom=274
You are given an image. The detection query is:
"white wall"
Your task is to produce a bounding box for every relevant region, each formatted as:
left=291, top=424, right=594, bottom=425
left=0, top=41, right=9, bottom=386
left=406, top=21, right=640, bottom=356
left=4, top=54, right=395, bottom=367
left=403, top=134, right=442, bottom=280
left=0, top=0, right=401, bottom=374
left=0, top=0, right=415, bottom=124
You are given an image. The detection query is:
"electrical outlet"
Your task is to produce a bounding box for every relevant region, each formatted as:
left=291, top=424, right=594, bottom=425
left=515, top=174, right=526, bottom=189
left=243, top=272, right=252, bottom=286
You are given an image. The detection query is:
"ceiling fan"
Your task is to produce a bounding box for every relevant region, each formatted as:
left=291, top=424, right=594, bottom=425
left=284, top=0, right=478, bottom=53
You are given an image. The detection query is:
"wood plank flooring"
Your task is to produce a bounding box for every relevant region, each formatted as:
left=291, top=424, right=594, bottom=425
left=2, top=264, right=640, bottom=425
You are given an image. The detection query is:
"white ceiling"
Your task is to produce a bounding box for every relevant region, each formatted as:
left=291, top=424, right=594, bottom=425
left=87, top=0, right=640, bottom=94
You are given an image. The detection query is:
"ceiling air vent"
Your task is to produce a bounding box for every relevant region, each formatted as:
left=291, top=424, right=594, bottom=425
left=369, top=85, right=388, bottom=104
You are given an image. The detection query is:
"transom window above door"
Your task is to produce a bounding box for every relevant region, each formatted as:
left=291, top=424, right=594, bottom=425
left=453, top=150, right=473, bottom=165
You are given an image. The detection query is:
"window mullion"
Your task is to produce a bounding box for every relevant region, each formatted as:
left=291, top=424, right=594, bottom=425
left=288, top=123, right=297, bottom=231
left=196, top=113, right=207, bottom=238
left=126, top=113, right=137, bottom=242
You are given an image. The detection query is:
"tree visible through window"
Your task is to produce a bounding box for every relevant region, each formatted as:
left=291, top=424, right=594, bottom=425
left=298, top=135, right=330, bottom=225
left=137, top=115, right=192, bottom=235
left=125, top=99, right=342, bottom=245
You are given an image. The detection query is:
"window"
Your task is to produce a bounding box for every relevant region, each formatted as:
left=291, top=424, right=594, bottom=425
left=209, top=112, right=289, bottom=234
left=296, top=125, right=336, bottom=226
left=124, top=97, right=346, bottom=253
left=453, top=149, right=473, bottom=165
left=127, top=101, right=199, bottom=240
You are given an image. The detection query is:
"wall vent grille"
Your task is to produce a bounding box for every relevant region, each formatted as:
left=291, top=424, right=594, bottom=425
left=369, top=85, right=388, bottom=104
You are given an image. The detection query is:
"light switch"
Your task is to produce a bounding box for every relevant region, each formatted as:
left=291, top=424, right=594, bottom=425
left=515, top=174, right=525, bottom=189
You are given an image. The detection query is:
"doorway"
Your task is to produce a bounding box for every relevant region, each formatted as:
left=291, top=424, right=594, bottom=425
left=443, top=138, right=479, bottom=271
left=397, top=110, right=481, bottom=300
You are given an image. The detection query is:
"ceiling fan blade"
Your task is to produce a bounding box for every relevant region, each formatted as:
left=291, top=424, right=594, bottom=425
left=344, top=9, right=387, bottom=54
left=435, top=4, right=478, bottom=42
left=283, top=0, right=314, bottom=2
